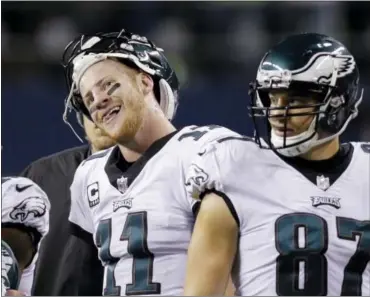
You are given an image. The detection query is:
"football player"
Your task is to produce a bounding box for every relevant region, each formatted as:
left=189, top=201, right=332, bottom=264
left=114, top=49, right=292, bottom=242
left=184, top=33, right=370, bottom=296
left=62, top=29, right=239, bottom=295
left=20, top=114, right=118, bottom=296
left=2, top=177, right=50, bottom=296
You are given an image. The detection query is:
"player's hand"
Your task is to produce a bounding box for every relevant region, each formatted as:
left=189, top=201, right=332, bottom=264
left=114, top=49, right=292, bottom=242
left=5, top=289, right=26, bottom=296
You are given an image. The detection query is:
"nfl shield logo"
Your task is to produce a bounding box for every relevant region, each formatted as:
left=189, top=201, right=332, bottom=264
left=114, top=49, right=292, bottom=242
left=316, top=175, right=330, bottom=191
left=117, top=176, right=128, bottom=194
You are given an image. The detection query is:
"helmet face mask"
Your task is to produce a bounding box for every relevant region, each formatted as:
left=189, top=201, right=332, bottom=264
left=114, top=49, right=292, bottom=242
left=248, top=33, right=363, bottom=157
left=61, top=29, right=179, bottom=141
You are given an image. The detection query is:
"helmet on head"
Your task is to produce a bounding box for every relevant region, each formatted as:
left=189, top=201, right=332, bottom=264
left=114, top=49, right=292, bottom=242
left=249, top=33, right=363, bottom=157
left=62, top=29, right=179, bottom=141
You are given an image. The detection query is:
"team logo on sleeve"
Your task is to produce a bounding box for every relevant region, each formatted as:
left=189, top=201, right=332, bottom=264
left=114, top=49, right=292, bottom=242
left=185, top=164, right=209, bottom=187
left=87, top=182, right=100, bottom=208
left=9, top=197, right=47, bottom=222
left=185, top=164, right=210, bottom=199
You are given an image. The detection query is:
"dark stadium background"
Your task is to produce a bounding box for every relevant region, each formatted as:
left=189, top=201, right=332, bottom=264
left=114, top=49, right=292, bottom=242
left=2, top=1, right=370, bottom=174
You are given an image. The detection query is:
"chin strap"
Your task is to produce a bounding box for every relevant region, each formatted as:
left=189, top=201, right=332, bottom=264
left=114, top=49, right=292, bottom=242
left=62, top=80, right=84, bottom=143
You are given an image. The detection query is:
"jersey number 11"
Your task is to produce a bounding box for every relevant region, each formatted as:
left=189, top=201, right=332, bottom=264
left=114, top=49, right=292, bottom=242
left=95, top=211, right=161, bottom=295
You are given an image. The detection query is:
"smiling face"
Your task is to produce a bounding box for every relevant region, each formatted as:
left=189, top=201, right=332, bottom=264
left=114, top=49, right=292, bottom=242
left=267, top=90, right=317, bottom=138
left=79, top=59, right=154, bottom=143
left=82, top=115, right=115, bottom=152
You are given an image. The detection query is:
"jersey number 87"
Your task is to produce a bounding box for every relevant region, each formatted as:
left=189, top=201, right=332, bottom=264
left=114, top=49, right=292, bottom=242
left=275, top=213, right=370, bottom=296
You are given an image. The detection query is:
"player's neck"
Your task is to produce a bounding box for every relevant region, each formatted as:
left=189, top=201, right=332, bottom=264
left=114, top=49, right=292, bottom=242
left=90, top=144, right=104, bottom=154
left=90, top=144, right=98, bottom=154
left=118, top=145, right=142, bottom=163
left=118, top=111, right=176, bottom=155
left=300, top=138, right=340, bottom=161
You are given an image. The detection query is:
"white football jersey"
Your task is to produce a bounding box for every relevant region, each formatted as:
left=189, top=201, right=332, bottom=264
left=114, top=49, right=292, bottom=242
left=186, top=138, right=370, bottom=296
left=1, top=176, right=50, bottom=295
left=69, top=125, right=240, bottom=296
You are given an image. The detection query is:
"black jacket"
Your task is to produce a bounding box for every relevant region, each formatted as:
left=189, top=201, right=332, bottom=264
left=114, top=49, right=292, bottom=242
left=21, top=145, right=104, bottom=296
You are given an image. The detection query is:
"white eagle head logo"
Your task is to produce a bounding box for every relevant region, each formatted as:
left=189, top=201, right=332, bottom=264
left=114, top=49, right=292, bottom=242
left=185, top=164, right=209, bottom=187
left=9, top=197, right=46, bottom=222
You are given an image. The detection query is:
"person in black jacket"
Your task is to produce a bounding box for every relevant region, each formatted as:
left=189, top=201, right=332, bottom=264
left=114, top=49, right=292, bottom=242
left=20, top=115, right=134, bottom=295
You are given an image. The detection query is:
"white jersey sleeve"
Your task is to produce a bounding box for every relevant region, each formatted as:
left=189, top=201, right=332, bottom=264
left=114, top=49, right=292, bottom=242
left=185, top=143, right=223, bottom=200
left=68, top=155, right=100, bottom=235
left=147, top=125, right=240, bottom=226
left=2, top=177, right=50, bottom=237
left=185, top=136, right=253, bottom=226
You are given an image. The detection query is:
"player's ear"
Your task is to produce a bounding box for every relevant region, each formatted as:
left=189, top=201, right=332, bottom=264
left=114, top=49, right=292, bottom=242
left=138, top=72, right=154, bottom=96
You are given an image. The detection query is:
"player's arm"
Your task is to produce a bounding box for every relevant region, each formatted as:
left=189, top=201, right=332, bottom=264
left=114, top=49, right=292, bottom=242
left=184, top=191, right=238, bottom=295
left=184, top=139, right=242, bottom=296
left=225, top=278, right=236, bottom=296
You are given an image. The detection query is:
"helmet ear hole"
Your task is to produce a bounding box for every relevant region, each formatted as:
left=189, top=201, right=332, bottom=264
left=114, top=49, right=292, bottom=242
left=329, top=96, right=345, bottom=109
left=318, top=99, right=347, bottom=134
left=257, top=90, right=271, bottom=107
left=153, top=78, right=161, bottom=103
left=318, top=114, right=337, bottom=133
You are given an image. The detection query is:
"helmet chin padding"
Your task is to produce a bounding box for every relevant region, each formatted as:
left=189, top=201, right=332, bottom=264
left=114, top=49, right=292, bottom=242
left=270, top=93, right=359, bottom=157
left=270, top=116, right=319, bottom=157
